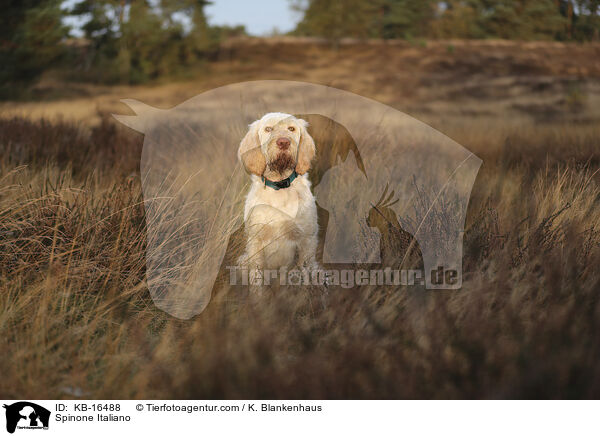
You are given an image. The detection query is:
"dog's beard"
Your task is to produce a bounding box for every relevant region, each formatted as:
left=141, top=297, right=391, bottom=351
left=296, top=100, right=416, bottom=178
left=268, top=152, right=295, bottom=174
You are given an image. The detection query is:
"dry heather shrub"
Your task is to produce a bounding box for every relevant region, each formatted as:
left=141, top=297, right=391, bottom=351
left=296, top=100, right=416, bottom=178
left=0, top=116, right=599, bottom=399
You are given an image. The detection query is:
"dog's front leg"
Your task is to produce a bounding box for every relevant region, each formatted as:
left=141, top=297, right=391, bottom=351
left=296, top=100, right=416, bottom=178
left=297, top=234, right=323, bottom=281
left=244, top=235, right=267, bottom=297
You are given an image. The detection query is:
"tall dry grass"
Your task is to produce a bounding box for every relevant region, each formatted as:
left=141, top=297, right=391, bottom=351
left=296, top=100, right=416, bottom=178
left=0, top=112, right=599, bottom=399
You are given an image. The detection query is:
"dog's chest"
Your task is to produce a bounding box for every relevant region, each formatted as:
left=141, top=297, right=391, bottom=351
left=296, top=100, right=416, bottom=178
left=252, top=185, right=301, bottom=218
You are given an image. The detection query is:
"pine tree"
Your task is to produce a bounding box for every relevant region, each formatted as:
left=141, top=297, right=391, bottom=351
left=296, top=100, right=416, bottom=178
left=432, top=0, right=565, bottom=40
left=378, top=0, right=437, bottom=39
left=67, top=0, right=214, bottom=84
left=431, top=0, right=484, bottom=39
left=572, top=0, right=600, bottom=40
left=0, top=0, right=67, bottom=97
left=482, top=0, right=565, bottom=40
left=293, top=0, right=381, bottom=46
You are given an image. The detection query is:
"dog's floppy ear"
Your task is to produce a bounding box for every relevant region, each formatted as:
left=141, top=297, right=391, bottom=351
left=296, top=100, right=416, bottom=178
left=296, top=119, right=316, bottom=175
left=238, top=120, right=266, bottom=176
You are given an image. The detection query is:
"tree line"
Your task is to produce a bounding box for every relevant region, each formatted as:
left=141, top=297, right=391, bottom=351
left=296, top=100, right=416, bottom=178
left=293, top=0, right=600, bottom=43
left=0, top=0, right=244, bottom=97
left=1, top=0, right=598, bottom=97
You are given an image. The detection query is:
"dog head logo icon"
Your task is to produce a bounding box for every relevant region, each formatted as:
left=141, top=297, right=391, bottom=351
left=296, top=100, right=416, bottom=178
left=3, top=402, right=50, bottom=433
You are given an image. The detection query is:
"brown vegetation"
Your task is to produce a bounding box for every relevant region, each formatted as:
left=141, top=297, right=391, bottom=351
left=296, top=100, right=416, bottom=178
left=0, top=39, right=599, bottom=398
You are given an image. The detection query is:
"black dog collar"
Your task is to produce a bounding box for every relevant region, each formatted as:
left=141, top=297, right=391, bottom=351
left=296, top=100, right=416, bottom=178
left=262, top=170, right=298, bottom=190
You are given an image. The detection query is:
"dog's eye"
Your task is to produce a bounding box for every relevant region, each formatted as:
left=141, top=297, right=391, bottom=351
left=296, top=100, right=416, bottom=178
left=288, top=126, right=295, bottom=132
left=264, top=126, right=273, bottom=132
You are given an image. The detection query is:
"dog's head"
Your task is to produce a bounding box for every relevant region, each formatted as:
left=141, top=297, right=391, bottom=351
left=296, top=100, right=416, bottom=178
left=238, top=112, right=316, bottom=179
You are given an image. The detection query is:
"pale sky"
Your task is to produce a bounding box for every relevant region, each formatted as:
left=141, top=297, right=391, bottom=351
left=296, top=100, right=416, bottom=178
left=61, top=0, right=303, bottom=37
left=206, top=0, right=302, bottom=35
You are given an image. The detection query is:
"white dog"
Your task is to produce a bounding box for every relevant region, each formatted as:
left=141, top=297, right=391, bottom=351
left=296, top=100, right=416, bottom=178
left=237, top=112, right=318, bottom=283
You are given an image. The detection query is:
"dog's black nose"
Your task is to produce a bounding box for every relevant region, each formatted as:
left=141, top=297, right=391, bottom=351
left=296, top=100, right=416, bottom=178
left=276, top=137, right=290, bottom=149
